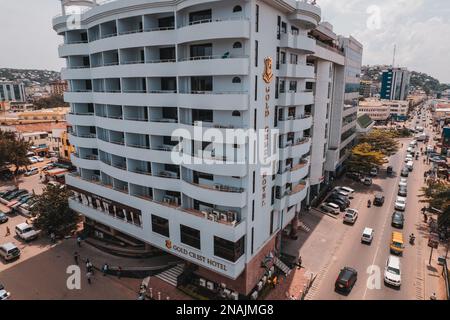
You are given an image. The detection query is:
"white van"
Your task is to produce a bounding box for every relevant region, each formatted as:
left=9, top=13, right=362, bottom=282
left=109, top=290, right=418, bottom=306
left=24, top=167, right=39, bottom=176
left=384, top=255, right=401, bottom=287
left=406, top=161, right=414, bottom=171
left=15, top=223, right=39, bottom=242
left=361, top=227, right=374, bottom=244
left=0, top=242, right=21, bottom=261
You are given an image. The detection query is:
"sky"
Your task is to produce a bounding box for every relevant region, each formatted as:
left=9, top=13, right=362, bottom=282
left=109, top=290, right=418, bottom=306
left=0, top=0, right=449, bottom=83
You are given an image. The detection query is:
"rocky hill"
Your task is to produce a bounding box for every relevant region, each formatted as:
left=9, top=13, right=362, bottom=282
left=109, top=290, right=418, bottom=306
left=0, top=68, right=60, bottom=86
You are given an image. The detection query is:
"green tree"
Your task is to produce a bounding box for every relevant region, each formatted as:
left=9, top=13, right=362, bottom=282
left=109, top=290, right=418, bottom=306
left=347, top=143, right=387, bottom=172
left=30, top=185, right=80, bottom=236
left=0, top=130, right=32, bottom=173
left=419, top=181, right=450, bottom=228
left=358, top=129, right=400, bottom=156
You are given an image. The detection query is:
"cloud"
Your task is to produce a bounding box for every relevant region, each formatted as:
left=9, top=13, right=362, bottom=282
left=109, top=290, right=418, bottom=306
left=319, top=0, right=450, bottom=83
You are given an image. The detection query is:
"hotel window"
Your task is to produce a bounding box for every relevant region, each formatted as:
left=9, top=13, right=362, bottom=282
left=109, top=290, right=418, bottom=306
left=190, top=43, right=212, bottom=58
left=191, top=76, right=212, bottom=92
left=252, top=171, right=256, bottom=193
left=214, top=236, right=245, bottom=262
left=270, top=210, right=275, bottom=235
left=189, top=9, right=212, bottom=25
left=251, top=228, right=254, bottom=254
left=233, top=41, right=242, bottom=49
left=180, top=225, right=201, bottom=249
left=290, top=54, right=298, bottom=65
left=289, top=81, right=297, bottom=92
left=277, top=16, right=281, bottom=39
left=232, top=77, right=242, bottom=84
left=233, top=5, right=242, bottom=13
left=255, top=40, right=259, bottom=67
left=255, top=5, right=259, bottom=32
left=151, top=215, right=170, bottom=237
left=254, top=75, right=258, bottom=101
left=281, top=22, right=287, bottom=34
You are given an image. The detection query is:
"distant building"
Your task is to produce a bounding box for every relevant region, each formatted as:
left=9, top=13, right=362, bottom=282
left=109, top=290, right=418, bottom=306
left=17, top=107, right=69, bottom=121
left=356, top=114, right=375, bottom=135
left=380, top=67, right=410, bottom=101
left=50, top=80, right=68, bottom=96
left=358, top=98, right=409, bottom=122
left=0, top=81, right=26, bottom=102
left=359, top=80, right=372, bottom=98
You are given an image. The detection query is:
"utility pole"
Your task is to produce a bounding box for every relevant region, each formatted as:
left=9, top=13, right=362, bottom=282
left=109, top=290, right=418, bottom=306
left=392, top=44, right=396, bottom=68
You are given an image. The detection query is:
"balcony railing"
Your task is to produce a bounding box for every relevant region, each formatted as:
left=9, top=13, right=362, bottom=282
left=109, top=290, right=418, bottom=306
left=178, top=54, right=248, bottom=62
left=187, top=181, right=244, bottom=193
left=181, top=207, right=240, bottom=227
left=180, top=16, right=249, bottom=28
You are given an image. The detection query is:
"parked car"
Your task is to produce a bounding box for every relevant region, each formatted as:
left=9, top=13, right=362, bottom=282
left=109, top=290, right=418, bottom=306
left=28, top=157, right=38, bottom=164
left=0, top=242, right=21, bottom=261
left=4, top=189, right=28, bottom=201
left=15, top=223, right=39, bottom=242
left=0, top=212, right=8, bottom=224
left=329, top=192, right=350, bottom=205
left=394, top=197, right=407, bottom=211
left=391, top=212, right=405, bottom=229
left=406, top=161, right=414, bottom=171
left=327, top=197, right=349, bottom=211
left=343, top=209, right=358, bottom=224
left=387, top=166, right=393, bottom=176
left=34, top=156, right=44, bottom=162
left=320, top=203, right=340, bottom=215
left=333, top=186, right=354, bottom=198
left=374, top=194, right=385, bottom=206
left=346, top=172, right=362, bottom=181
left=362, top=177, right=372, bottom=186
left=398, top=186, right=407, bottom=197
left=0, top=284, right=10, bottom=300
left=335, top=267, right=358, bottom=293
left=400, top=168, right=409, bottom=177
left=24, top=167, right=39, bottom=176
left=370, top=168, right=378, bottom=176
left=361, top=227, right=374, bottom=244
left=384, top=256, right=401, bottom=287
left=399, top=178, right=408, bottom=188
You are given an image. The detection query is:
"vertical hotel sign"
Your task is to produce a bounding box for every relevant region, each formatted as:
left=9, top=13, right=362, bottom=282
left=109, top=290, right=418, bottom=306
left=261, top=57, right=273, bottom=207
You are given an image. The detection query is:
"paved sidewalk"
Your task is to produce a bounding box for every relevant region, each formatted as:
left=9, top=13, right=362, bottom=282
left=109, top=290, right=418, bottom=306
left=265, top=267, right=310, bottom=300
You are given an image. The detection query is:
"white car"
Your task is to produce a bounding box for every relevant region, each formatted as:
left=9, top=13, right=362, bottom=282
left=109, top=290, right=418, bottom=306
left=320, top=202, right=340, bottom=215
left=384, top=256, right=401, bottom=287
left=343, top=209, right=358, bottom=224
left=34, top=156, right=44, bottom=162
left=404, top=155, right=413, bottom=163
left=398, top=178, right=408, bottom=188
left=15, top=223, right=39, bottom=242
left=361, top=227, right=374, bottom=244
left=406, top=161, right=414, bottom=171
left=0, top=284, right=10, bottom=300
left=334, top=186, right=355, bottom=198
left=394, top=197, right=407, bottom=211
left=28, top=157, right=38, bottom=163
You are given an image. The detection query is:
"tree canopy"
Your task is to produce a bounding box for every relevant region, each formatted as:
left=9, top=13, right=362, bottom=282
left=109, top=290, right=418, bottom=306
left=30, top=185, right=80, bottom=236
left=420, top=180, right=450, bottom=228
left=358, top=129, right=400, bottom=156
left=0, top=130, right=31, bottom=173
left=347, top=143, right=387, bottom=172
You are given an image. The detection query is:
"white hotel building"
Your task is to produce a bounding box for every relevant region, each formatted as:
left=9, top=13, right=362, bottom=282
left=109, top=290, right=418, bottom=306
left=54, top=0, right=354, bottom=298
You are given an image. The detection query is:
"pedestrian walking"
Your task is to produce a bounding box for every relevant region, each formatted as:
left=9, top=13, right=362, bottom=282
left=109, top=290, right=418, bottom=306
left=77, top=236, right=82, bottom=247
left=117, top=266, right=122, bottom=279
left=86, top=259, right=93, bottom=273
left=5, top=226, right=10, bottom=237
left=74, top=251, right=79, bottom=265
left=86, top=271, right=92, bottom=285
left=102, top=263, right=109, bottom=276
left=50, top=232, right=56, bottom=243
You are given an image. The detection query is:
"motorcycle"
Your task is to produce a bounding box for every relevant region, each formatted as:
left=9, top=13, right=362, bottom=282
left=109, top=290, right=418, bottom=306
left=367, top=200, right=371, bottom=208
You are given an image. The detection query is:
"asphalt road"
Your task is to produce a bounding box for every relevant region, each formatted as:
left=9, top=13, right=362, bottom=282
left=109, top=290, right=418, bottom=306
left=312, top=109, right=434, bottom=300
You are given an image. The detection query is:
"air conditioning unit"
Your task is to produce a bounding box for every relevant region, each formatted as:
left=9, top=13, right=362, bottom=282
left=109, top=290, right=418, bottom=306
left=199, top=278, right=206, bottom=287
left=230, top=292, right=239, bottom=300
left=207, top=281, right=214, bottom=290
left=223, top=288, right=231, bottom=297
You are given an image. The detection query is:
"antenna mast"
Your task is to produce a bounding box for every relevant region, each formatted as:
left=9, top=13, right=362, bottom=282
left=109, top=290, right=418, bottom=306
left=392, top=44, right=396, bottom=68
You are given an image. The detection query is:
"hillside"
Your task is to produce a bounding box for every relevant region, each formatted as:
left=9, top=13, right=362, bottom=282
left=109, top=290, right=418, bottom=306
left=361, top=65, right=449, bottom=94
left=0, top=68, right=60, bottom=86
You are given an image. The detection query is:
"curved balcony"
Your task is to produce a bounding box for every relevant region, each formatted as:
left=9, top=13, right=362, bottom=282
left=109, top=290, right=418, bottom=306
left=274, top=180, right=309, bottom=210
left=58, top=42, right=89, bottom=57
left=89, top=29, right=176, bottom=54
left=279, top=63, right=315, bottom=79
left=278, top=91, right=314, bottom=106
left=178, top=56, right=249, bottom=76
left=279, top=138, right=311, bottom=160
left=92, top=91, right=178, bottom=107
left=181, top=180, right=246, bottom=208
left=178, top=91, right=249, bottom=110
left=289, top=2, right=321, bottom=29
left=61, top=67, right=91, bottom=80
left=180, top=153, right=247, bottom=177
left=280, top=33, right=316, bottom=54
left=68, top=132, right=98, bottom=149
left=94, top=116, right=179, bottom=137
left=90, top=61, right=177, bottom=78
left=277, top=115, right=312, bottom=133
left=275, top=159, right=310, bottom=186
left=71, top=153, right=100, bottom=171
left=67, top=112, right=95, bottom=126
left=177, top=17, right=250, bottom=44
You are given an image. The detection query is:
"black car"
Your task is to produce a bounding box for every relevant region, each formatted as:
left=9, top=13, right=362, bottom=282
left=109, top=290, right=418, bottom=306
left=398, top=186, right=407, bottom=197
left=400, top=168, right=409, bottom=177
left=346, top=172, right=361, bottom=181
left=335, top=267, right=358, bottom=293
left=391, top=212, right=405, bottom=229
left=328, top=194, right=350, bottom=207
left=387, top=166, right=393, bottom=176
left=0, top=213, right=8, bottom=224
left=374, top=194, right=385, bottom=206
